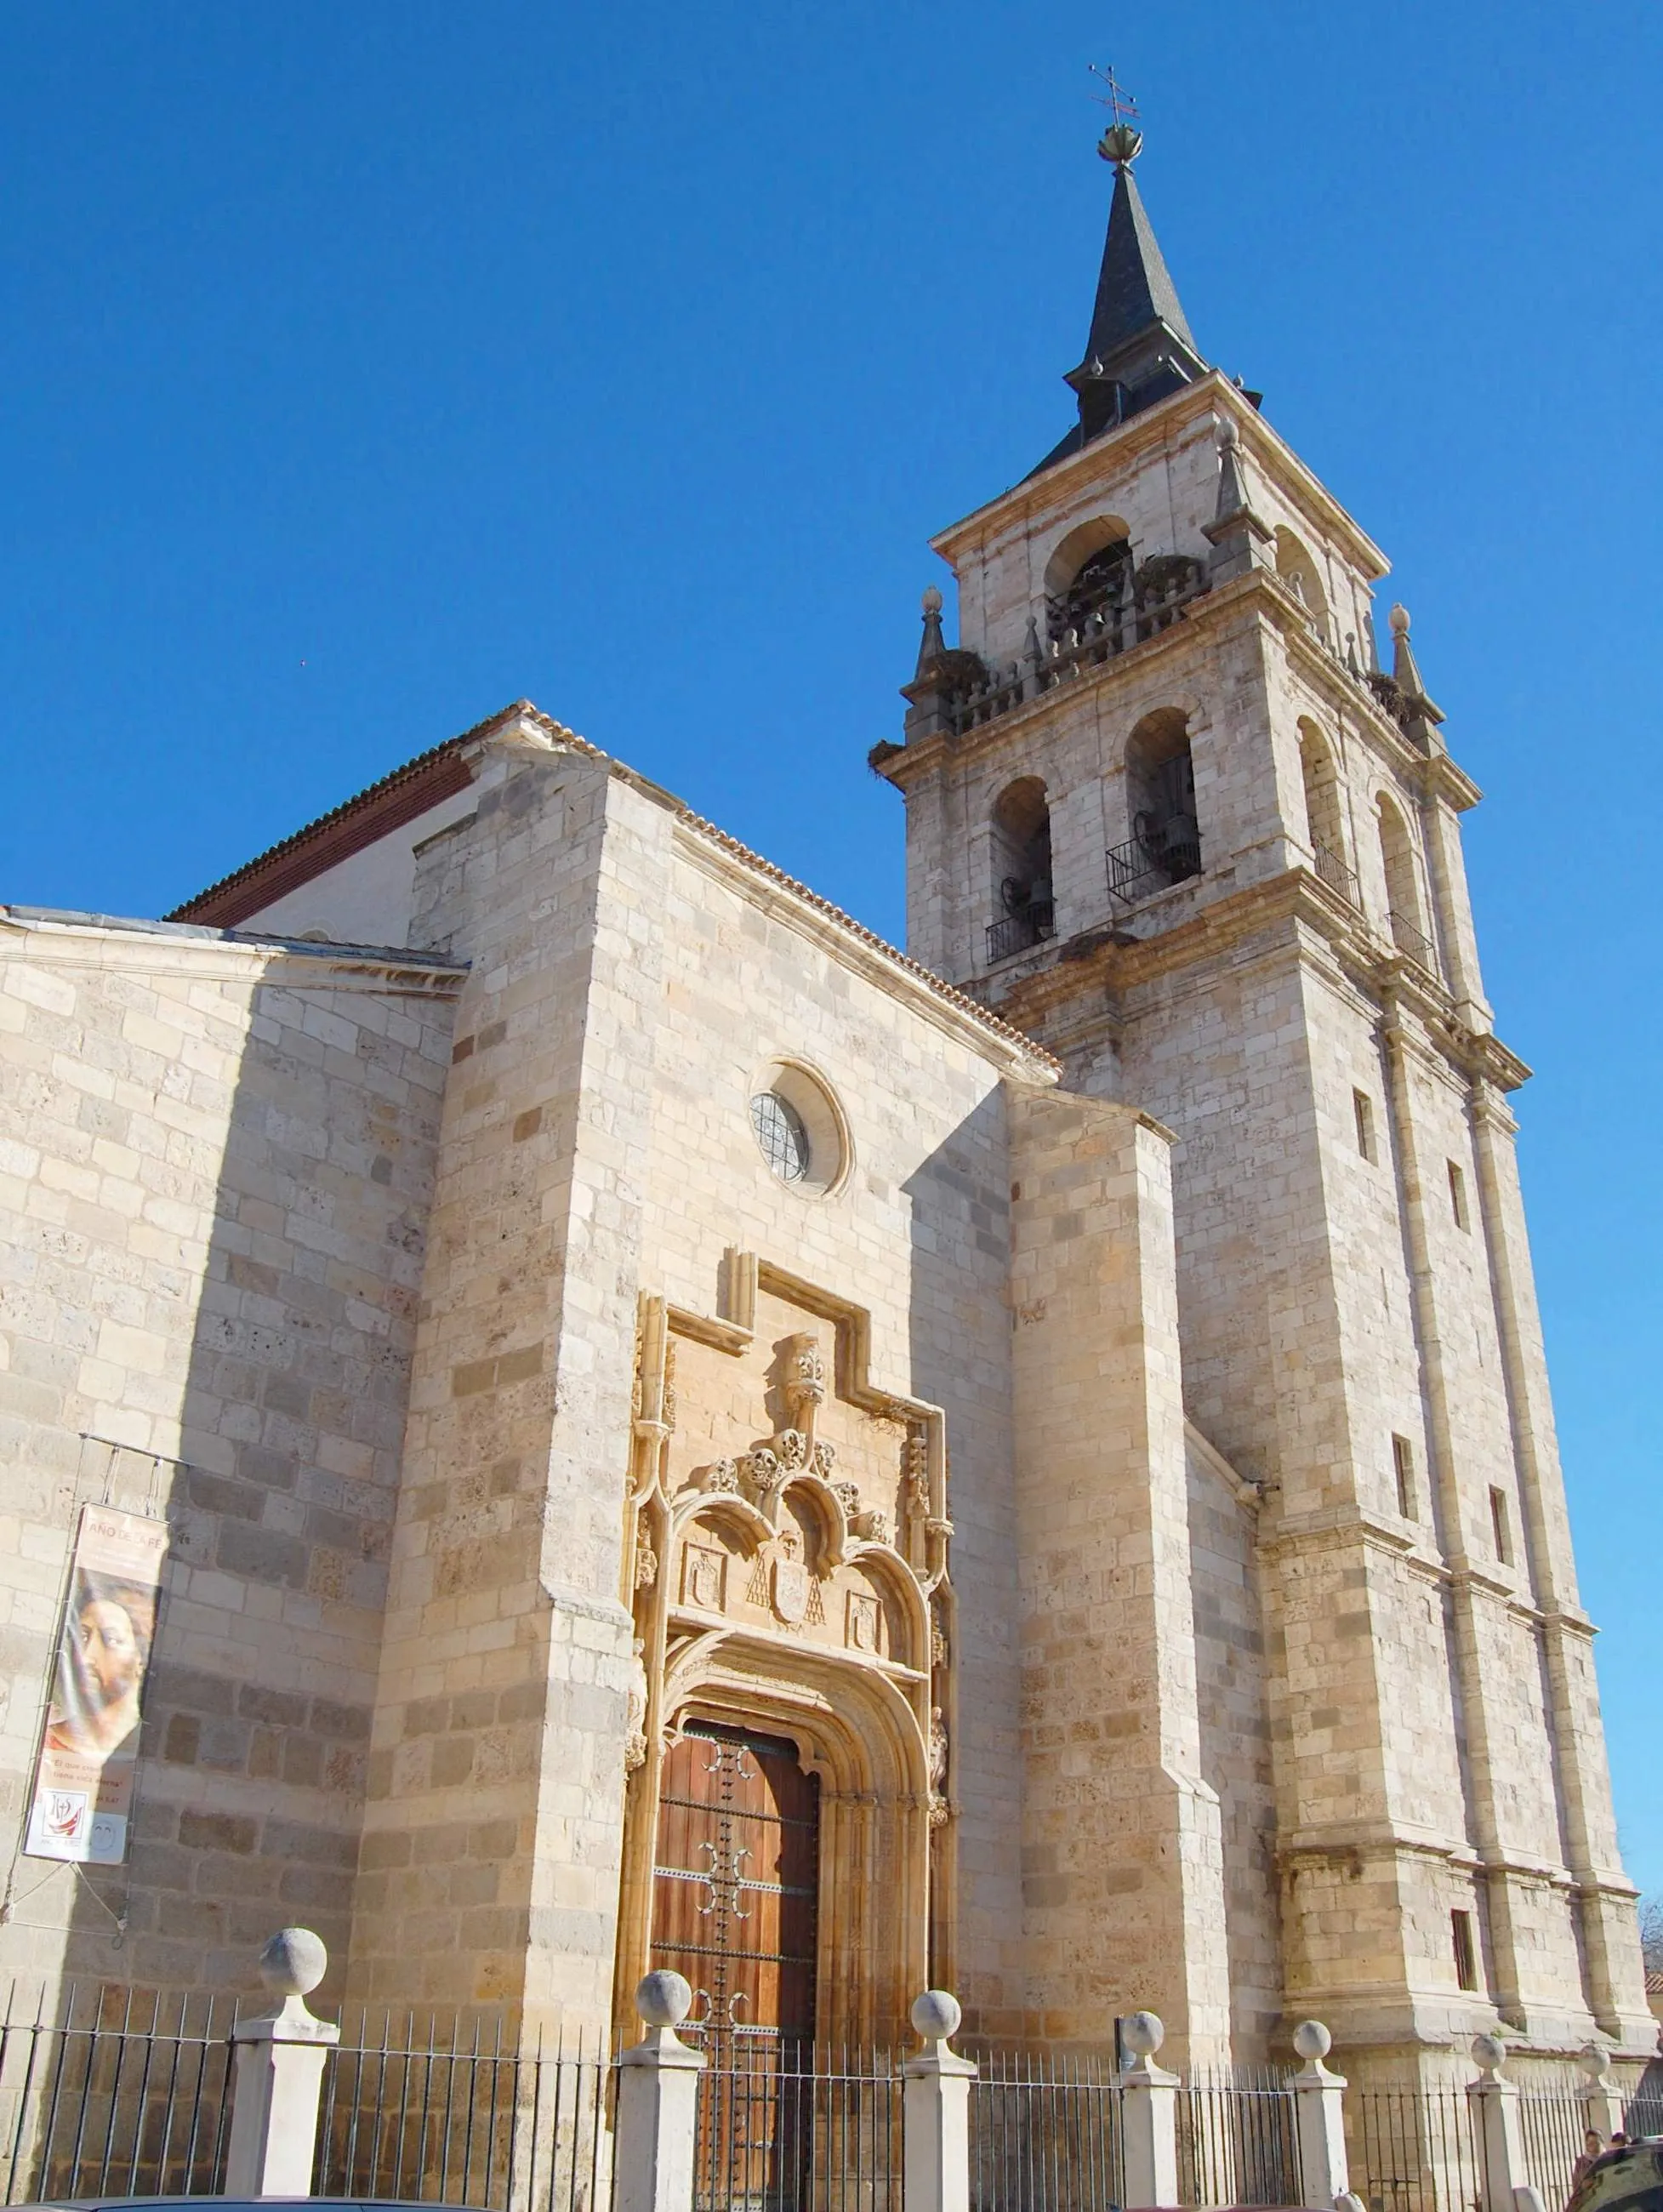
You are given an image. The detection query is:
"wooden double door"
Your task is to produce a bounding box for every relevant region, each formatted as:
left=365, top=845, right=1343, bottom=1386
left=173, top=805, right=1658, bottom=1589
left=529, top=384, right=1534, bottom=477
left=651, top=1724, right=821, bottom=2209
left=651, top=1722, right=819, bottom=2055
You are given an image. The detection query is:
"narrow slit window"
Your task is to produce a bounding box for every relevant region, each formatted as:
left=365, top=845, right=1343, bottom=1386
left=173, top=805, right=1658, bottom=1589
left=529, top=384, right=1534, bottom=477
left=1448, top=1160, right=1469, bottom=1229
left=1489, top=1486, right=1513, bottom=1565
left=1353, top=1090, right=1376, bottom=1162
left=1392, top=1435, right=1416, bottom=1519
left=1451, top=1908, right=1478, bottom=1992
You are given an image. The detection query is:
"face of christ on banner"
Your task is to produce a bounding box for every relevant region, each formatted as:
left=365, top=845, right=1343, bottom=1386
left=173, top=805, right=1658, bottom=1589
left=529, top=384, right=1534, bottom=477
left=47, top=1575, right=153, bottom=1763
left=27, top=1506, right=168, bottom=1867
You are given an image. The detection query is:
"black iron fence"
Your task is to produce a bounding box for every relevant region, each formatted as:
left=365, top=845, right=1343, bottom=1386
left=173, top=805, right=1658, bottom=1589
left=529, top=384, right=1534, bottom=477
left=967, top=2048, right=1124, bottom=2212
left=0, top=1985, right=236, bottom=2204
left=1347, top=2081, right=1483, bottom=2212
left=692, top=2045, right=901, bottom=2212
left=316, top=2010, right=612, bottom=2212
left=3, top=1981, right=1650, bottom=2212
left=1176, top=2075, right=1302, bottom=2210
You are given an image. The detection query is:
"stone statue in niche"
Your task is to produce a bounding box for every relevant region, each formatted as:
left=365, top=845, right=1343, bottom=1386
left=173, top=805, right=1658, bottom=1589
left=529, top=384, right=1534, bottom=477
left=927, top=1706, right=950, bottom=1827
left=904, top=1431, right=930, bottom=1518
left=928, top=1707, right=948, bottom=1793
left=635, top=1531, right=658, bottom=1588
left=624, top=1638, right=649, bottom=1774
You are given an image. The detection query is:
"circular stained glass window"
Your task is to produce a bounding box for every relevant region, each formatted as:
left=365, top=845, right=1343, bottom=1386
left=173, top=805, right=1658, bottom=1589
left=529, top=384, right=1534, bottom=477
left=750, top=1090, right=811, bottom=1184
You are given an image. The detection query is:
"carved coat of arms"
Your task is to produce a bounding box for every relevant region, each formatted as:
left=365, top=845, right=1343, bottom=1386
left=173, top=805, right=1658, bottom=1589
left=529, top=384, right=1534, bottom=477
left=772, top=1530, right=809, bottom=1627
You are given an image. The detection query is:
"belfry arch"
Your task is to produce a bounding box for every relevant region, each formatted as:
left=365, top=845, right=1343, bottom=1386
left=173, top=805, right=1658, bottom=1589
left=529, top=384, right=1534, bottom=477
left=614, top=1251, right=954, bottom=2050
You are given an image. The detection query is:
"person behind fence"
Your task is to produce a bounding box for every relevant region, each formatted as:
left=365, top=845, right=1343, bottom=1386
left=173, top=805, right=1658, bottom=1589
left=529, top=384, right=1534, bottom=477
left=1574, top=2131, right=1606, bottom=2193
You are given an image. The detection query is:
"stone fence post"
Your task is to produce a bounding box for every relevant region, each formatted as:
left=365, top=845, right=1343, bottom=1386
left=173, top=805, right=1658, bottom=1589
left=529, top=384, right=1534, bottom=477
left=614, top=1971, right=706, bottom=2212
left=903, top=1992, right=976, bottom=2212
left=1467, top=2034, right=1533, bottom=2212
left=1119, top=2010, right=1179, bottom=2210
left=1577, top=2044, right=1626, bottom=2146
left=224, top=1928, right=340, bottom=2198
left=1290, top=2019, right=1356, bottom=2209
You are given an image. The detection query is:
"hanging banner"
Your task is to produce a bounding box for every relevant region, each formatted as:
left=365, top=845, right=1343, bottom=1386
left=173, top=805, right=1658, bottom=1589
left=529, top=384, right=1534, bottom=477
left=25, top=1504, right=168, bottom=1865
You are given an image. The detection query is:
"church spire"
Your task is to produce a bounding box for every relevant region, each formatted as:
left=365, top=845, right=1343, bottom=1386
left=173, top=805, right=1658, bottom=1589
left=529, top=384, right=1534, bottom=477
left=1034, top=100, right=1210, bottom=471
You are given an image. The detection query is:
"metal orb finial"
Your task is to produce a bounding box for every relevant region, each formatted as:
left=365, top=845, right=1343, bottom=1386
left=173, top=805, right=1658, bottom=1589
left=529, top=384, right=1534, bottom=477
left=1097, top=123, right=1143, bottom=167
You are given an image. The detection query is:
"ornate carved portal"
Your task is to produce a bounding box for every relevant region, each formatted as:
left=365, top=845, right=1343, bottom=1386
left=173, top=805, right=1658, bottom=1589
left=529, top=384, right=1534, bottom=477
left=617, top=1251, right=955, bottom=2050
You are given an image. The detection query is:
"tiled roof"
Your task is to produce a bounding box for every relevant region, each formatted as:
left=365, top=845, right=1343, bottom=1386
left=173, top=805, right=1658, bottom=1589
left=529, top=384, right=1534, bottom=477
left=166, top=700, right=544, bottom=925
left=168, top=700, right=1061, bottom=1077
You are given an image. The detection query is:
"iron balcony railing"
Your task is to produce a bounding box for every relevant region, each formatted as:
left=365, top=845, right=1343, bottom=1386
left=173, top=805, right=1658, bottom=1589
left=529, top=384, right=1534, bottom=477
left=1387, top=908, right=1439, bottom=975
left=1106, top=834, right=1203, bottom=911
left=985, top=899, right=1055, bottom=966
left=1311, top=837, right=1360, bottom=907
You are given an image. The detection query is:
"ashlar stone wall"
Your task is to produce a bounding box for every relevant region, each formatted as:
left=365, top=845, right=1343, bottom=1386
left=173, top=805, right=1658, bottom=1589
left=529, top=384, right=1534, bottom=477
left=0, top=910, right=459, bottom=1993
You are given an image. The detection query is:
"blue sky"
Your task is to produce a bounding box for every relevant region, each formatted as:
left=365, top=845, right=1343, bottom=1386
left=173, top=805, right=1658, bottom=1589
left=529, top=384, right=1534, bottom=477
left=3, top=4, right=1659, bottom=1895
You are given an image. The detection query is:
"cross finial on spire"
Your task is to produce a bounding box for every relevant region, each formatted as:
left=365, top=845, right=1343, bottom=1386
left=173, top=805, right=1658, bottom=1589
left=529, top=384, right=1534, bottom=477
left=1089, top=63, right=1143, bottom=167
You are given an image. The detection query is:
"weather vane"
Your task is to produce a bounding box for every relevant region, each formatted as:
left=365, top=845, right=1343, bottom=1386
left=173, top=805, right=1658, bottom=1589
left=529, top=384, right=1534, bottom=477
left=1089, top=62, right=1143, bottom=167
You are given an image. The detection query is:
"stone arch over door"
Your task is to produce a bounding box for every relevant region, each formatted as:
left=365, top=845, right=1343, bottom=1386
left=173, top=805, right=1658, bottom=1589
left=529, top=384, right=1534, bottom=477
left=613, top=1251, right=953, bottom=2050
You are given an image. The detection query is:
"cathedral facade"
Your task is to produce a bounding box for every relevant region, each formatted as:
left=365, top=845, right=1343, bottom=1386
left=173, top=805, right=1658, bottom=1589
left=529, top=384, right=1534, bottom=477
left=0, top=131, right=1649, bottom=2083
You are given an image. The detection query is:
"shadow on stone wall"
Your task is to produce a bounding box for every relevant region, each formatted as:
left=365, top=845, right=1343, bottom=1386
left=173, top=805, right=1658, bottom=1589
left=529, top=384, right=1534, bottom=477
left=55, top=951, right=459, bottom=1998
left=901, top=1084, right=1023, bottom=2038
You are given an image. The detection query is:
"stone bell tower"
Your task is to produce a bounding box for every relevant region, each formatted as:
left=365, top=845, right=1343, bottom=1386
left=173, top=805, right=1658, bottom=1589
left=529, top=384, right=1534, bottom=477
left=873, top=116, right=1652, bottom=2067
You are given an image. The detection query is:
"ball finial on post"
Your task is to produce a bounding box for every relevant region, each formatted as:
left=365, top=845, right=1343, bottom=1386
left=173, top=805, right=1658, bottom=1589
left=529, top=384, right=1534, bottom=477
left=910, top=1989, right=962, bottom=2044
left=635, top=1970, right=693, bottom=2030
left=1292, top=2019, right=1333, bottom=2064
left=259, top=1927, right=327, bottom=2001
left=1472, top=2032, right=1507, bottom=2078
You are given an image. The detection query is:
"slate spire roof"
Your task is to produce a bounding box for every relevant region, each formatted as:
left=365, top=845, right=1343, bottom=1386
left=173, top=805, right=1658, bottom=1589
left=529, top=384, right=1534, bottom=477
left=1032, top=125, right=1210, bottom=475
left=1080, top=159, right=1199, bottom=372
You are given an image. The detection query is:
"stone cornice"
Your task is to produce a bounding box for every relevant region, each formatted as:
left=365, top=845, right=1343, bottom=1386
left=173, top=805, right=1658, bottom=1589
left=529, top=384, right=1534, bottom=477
left=1256, top=1502, right=1419, bottom=1561
left=0, top=905, right=469, bottom=998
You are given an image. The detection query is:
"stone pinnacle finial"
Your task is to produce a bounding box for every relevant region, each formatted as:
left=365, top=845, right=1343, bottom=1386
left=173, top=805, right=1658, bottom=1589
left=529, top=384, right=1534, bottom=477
left=1388, top=602, right=1427, bottom=699
left=1214, top=416, right=1251, bottom=522
left=914, top=584, right=947, bottom=679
